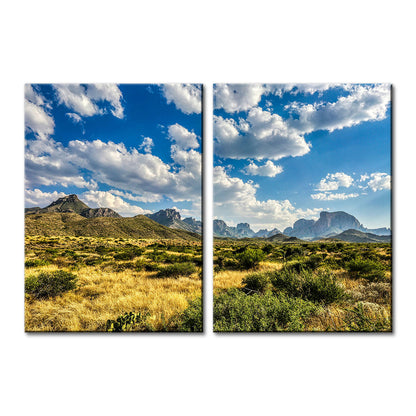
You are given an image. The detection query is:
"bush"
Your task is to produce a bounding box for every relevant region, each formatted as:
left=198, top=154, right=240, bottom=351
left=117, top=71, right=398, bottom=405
left=156, top=262, right=196, bottom=278
left=242, top=272, right=271, bottom=293
left=106, top=311, right=152, bottom=332
left=214, top=289, right=318, bottom=332
left=113, top=248, right=143, bottom=261
left=237, top=248, right=265, bottom=269
left=25, top=259, right=50, bottom=268
left=345, top=258, right=386, bottom=282
left=271, top=268, right=346, bottom=304
left=175, top=297, right=203, bottom=332
left=25, top=270, right=78, bottom=299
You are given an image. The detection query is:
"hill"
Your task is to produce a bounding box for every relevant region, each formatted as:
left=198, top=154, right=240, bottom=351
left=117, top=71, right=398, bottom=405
left=323, top=229, right=391, bottom=243
left=25, top=212, right=201, bottom=241
left=25, top=194, right=121, bottom=218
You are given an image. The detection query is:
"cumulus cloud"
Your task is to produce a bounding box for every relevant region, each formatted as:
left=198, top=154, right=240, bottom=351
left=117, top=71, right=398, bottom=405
left=214, top=108, right=311, bottom=160
left=367, top=172, right=391, bottom=191
left=139, top=137, right=154, bottom=153
left=213, top=84, right=390, bottom=162
left=290, top=84, right=391, bottom=134
left=86, top=84, right=124, bottom=119
left=161, top=84, right=201, bottom=114
left=25, top=136, right=98, bottom=189
left=25, top=86, right=54, bottom=138
left=214, top=166, right=321, bottom=230
left=311, top=192, right=359, bottom=201
left=53, top=84, right=124, bottom=119
left=168, top=124, right=199, bottom=149
left=81, top=190, right=151, bottom=217
left=242, top=160, right=283, bottom=177
left=316, top=172, right=354, bottom=191
left=214, top=84, right=269, bottom=113
left=108, top=189, right=161, bottom=203
left=25, top=189, right=66, bottom=207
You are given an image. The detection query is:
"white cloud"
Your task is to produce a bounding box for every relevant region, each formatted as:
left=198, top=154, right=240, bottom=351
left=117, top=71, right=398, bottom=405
left=316, top=172, right=354, bottom=191
left=25, top=100, right=55, bottom=138
left=243, top=160, right=283, bottom=177
left=214, top=84, right=269, bottom=113
left=25, top=189, right=66, bottom=207
left=25, top=136, right=98, bottom=190
left=81, top=190, right=151, bottom=217
left=367, top=172, right=391, bottom=191
left=311, top=192, right=359, bottom=201
left=214, top=166, right=321, bottom=230
left=360, top=174, right=370, bottom=182
left=290, top=84, right=391, bottom=134
left=139, top=137, right=154, bottom=153
left=25, top=86, right=54, bottom=138
left=53, top=84, right=124, bottom=119
left=213, top=84, right=390, bottom=162
left=214, top=108, right=311, bottom=160
left=168, top=124, right=199, bottom=149
left=161, top=84, right=201, bottom=114
left=66, top=113, right=83, bottom=124
left=108, top=189, right=161, bottom=203
left=86, top=84, right=124, bottom=119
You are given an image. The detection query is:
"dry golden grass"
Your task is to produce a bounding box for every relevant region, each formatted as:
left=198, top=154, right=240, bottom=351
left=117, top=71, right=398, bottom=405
left=25, top=264, right=201, bottom=331
left=25, top=237, right=202, bottom=332
left=214, top=261, right=282, bottom=292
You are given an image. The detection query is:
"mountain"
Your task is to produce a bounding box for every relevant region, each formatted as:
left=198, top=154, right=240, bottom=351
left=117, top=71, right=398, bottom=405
left=25, top=195, right=200, bottom=240
left=214, top=219, right=281, bottom=239
left=146, top=209, right=202, bottom=234
left=183, top=217, right=203, bottom=234
left=283, top=211, right=391, bottom=239
left=251, top=228, right=282, bottom=238
left=365, top=227, right=391, bottom=236
left=25, top=194, right=121, bottom=218
left=25, top=212, right=200, bottom=241
left=323, top=229, right=391, bottom=243
left=284, top=211, right=378, bottom=239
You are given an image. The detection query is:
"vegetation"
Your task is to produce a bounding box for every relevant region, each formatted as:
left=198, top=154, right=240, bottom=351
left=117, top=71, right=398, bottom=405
left=25, top=270, right=77, bottom=299
left=214, top=239, right=391, bottom=332
left=25, top=235, right=202, bottom=331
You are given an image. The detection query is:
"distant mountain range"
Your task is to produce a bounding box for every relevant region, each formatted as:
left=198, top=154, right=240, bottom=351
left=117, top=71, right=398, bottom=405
left=25, top=195, right=390, bottom=243
left=214, top=211, right=391, bottom=242
left=283, top=211, right=390, bottom=239
left=213, top=220, right=281, bottom=239
left=146, top=209, right=202, bottom=234
left=25, top=195, right=200, bottom=240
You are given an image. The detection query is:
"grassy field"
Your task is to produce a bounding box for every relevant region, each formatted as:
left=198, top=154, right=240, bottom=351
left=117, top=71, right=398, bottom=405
left=25, top=235, right=202, bottom=332
left=213, top=240, right=392, bottom=332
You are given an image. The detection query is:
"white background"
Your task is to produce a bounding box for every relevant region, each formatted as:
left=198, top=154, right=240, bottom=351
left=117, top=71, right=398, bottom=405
left=1, top=1, right=414, bottom=415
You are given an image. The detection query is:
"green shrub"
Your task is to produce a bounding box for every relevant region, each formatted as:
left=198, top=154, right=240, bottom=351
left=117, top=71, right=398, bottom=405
left=345, top=257, right=386, bottom=282
left=175, top=297, right=203, bottom=332
left=271, top=268, right=346, bottom=304
left=156, top=262, right=196, bottom=278
left=242, top=272, right=271, bottom=293
left=214, top=289, right=318, bottom=332
left=25, top=270, right=78, bottom=299
left=106, top=311, right=152, bottom=332
left=25, top=258, right=50, bottom=268
left=237, top=248, right=265, bottom=269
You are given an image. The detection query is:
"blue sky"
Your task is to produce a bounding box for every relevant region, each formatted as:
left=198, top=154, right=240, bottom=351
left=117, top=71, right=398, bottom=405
left=213, top=84, right=391, bottom=231
left=25, top=84, right=202, bottom=219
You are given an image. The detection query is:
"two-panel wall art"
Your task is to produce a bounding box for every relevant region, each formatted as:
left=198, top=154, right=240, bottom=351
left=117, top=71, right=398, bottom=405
left=25, top=83, right=392, bottom=332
